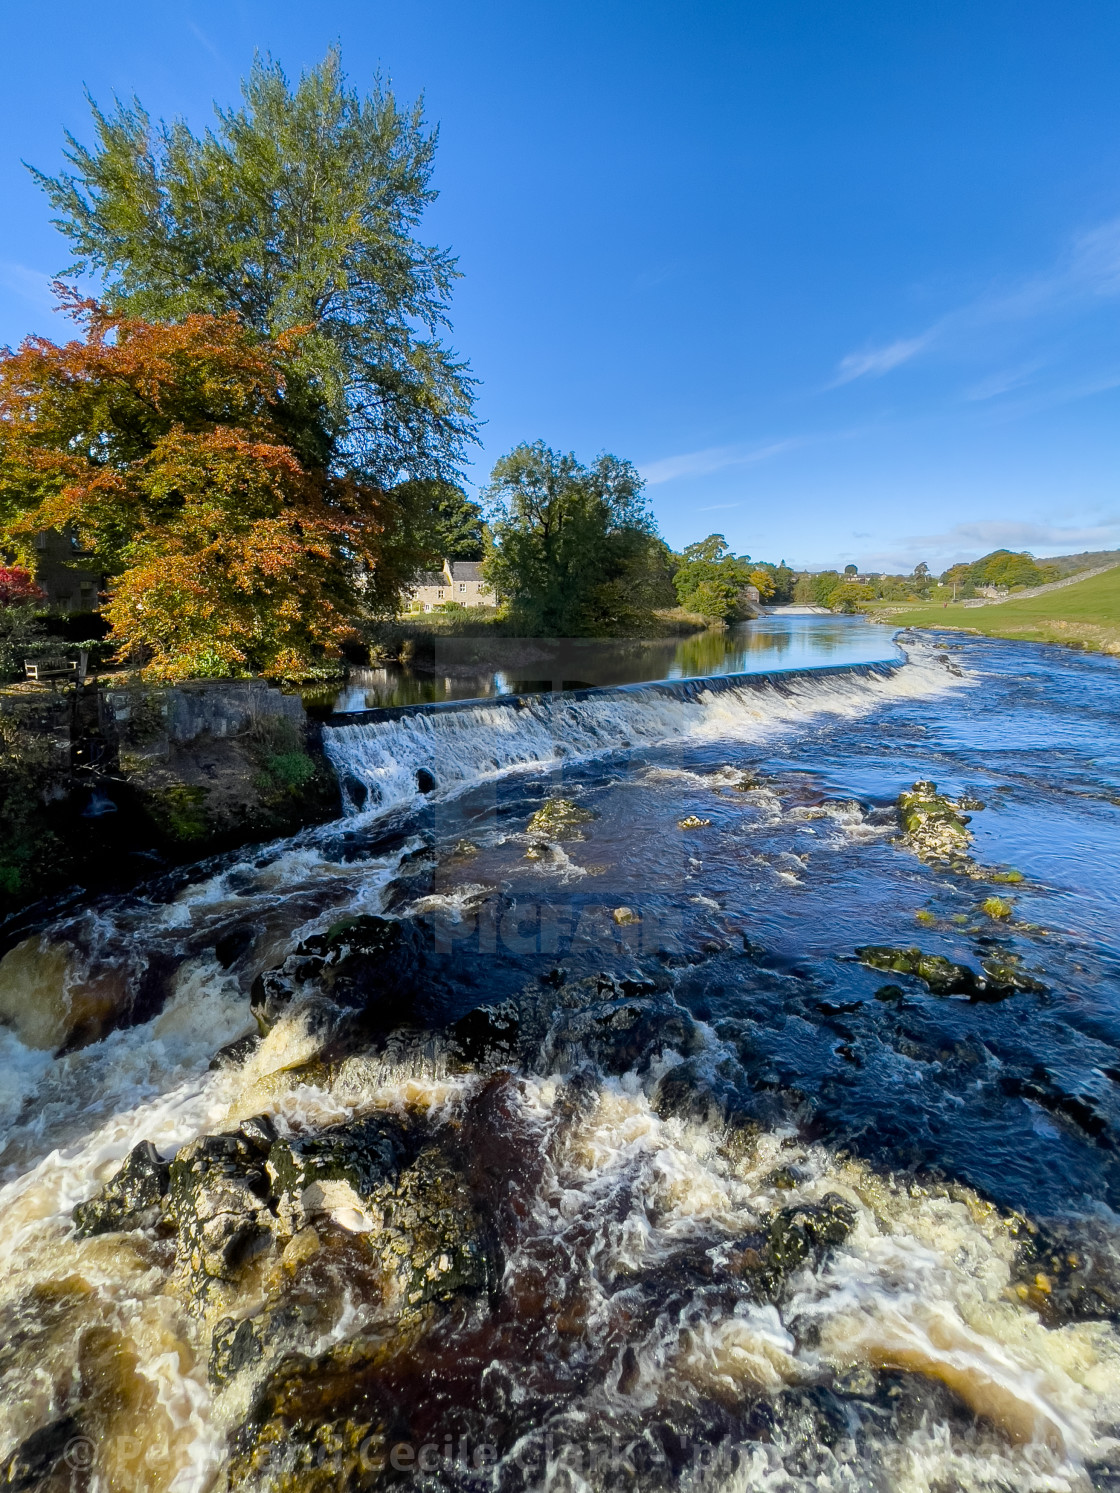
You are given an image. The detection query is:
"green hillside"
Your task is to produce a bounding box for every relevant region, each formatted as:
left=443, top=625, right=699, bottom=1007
left=876, top=564, right=1120, bottom=654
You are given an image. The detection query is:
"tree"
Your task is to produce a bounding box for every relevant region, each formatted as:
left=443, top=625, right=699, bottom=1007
left=844, top=563, right=859, bottom=576
left=32, top=50, right=476, bottom=489
left=672, top=535, right=753, bottom=624
left=394, top=478, right=485, bottom=561
left=483, top=443, right=663, bottom=634
left=829, top=579, right=875, bottom=613
left=0, top=299, right=417, bottom=679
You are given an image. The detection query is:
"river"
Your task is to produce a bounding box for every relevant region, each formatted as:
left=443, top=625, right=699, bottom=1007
left=1, top=628, right=1119, bottom=1492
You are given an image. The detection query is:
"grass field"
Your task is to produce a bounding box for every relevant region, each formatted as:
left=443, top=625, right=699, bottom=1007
left=873, top=564, right=1120, bottom=655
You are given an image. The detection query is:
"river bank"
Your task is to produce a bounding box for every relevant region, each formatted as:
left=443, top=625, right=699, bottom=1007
left=873, top=563, right=1120, bottom=655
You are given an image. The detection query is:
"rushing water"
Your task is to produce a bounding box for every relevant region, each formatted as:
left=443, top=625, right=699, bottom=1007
left=318, top=616, right=901, bottom=713
left=2, top=633, right=1120, bottom=1493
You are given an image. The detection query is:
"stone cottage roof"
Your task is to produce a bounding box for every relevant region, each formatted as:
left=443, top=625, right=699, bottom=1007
left=447, top=560, right=484, bottom=582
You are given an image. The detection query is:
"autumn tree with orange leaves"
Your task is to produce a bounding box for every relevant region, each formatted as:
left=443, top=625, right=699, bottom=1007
left=0, top=297, right=420, bottom=679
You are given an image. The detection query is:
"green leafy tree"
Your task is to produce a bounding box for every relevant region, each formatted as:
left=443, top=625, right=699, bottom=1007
left=829, top=579, right=876, bottom=612
left=483, top=442, right=662, bottom=635
left=812, top=570, right=843, bottom=606
left=672, top=535, right=753, bottom=624
left=32, top=49, right=475, bottom=489
left=394, top=478, right=485, bottom=561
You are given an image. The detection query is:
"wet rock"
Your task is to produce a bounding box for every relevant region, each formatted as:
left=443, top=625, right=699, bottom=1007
left=541, top=983, right=703, bottom=1076
left=767, top=1165, right=810, bottom=1190
left=1012, top=1216, right=1120, bottom=1325
left=654, top=1054, right=752, bottom=1126
left=248, top=917, right=408, bottom=1036
left=168, top=1133, right=277, bottom=1310
left=72, top=1141, right=170, bottom=1238
left=612, top=906, right=638, bottom=925
left=449, top=1000, right=520, bottom=1067
left=874, top=984, right=906, bottom=1003
left=227, top=1335, right=398, bottom=1493
left=978, top=955, right=1046, bottom=994
left=210, top=1315, right=265, bottom=1388
left=856, top=945, right=1039, bottom=1000
left=383, top=1144, right=499, bottom=1307
left=268, top=1115, right=497, bottom=1310
left=897, top=780, right=974, bottom=867
left=249, top=961, right=321, bottom=1035
left=857, top=945, right=975, bottom=995
left=267, top=1114, right=406, bottom=1235
left=1000, top=1067, right=1111, bottom=1148
left=2, top=1415, right=84, bottom=1492
left=210, top=1032, right=261, bottom=1070
left=731, top=1193, right=856, bottom=1300
left=525, top=797, right=596, bottom=839
left=214, top=924, right=258, bottom=969
left=678, top=815, right=712, bottom=830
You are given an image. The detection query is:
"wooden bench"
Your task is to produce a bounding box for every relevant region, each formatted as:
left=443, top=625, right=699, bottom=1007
left=24, top=659, right=78, bottom=682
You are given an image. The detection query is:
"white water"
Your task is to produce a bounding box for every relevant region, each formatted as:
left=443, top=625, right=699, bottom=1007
left=324, top=648, right=966, bottom=818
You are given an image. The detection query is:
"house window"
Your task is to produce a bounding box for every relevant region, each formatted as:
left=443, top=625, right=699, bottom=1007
left=437, top=588, right=444, bottom=599
left=459, top=583, right=466, bottom=593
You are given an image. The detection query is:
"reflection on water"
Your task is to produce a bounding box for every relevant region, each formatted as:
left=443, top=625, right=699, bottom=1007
left=320, top=616, right=901, bottom=714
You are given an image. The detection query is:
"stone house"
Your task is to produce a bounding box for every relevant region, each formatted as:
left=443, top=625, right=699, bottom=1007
left=405, top=559, right=493, bottom=613
left=32, top=529, right=103, bottom=614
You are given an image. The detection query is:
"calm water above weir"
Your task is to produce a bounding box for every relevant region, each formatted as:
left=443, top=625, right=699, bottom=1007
left=1, top=632, right=1120, bottom=1493
left=319, top=614, right=902, bottom=713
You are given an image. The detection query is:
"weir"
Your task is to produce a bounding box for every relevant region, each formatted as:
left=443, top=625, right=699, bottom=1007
left=323, top=656, right=910, bottom=815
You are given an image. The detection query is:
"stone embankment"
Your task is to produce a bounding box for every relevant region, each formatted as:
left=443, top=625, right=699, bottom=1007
left=0, top=678, right=337, bottom=925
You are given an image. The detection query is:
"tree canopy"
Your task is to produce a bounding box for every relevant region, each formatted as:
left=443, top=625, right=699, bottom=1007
left=0, top=300, right=417, bottom=679
left=672, top=534, right=754, bottom=623
left=32, top=49, right=475, bottom=488
left=940, top=548, right=1057, bottom=595
left=483, top=442, right=668, bottom=634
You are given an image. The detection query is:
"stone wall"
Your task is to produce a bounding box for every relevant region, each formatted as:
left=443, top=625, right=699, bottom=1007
left=101, top=679, right=305, bottom=747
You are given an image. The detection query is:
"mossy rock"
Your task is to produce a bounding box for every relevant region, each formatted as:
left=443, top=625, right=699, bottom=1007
left=981, top=896, right=1014, bottom=920
left=857, top=944, right=1045, bottom=1000
left=897, top=780, right=974, bottom=865
left=525, top=797, right=596, bottom=839
left=857, top=945, right=974, bottom=995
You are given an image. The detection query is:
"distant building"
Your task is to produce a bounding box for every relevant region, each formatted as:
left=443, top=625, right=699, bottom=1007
left=405, top=559, right=493, bottom=613
left=32, top=529, right=103, bottom=614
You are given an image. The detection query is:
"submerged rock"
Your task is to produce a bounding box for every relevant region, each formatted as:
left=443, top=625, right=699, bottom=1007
left=857, top=946, right=975, bottom=995
left=72, top=1141, right=170, bottom=1238
left=856, top=945, right=1044, bottom=1000
left=525, top=797, right=596, bottom=839
left=678, top=815, right=712, bottom=829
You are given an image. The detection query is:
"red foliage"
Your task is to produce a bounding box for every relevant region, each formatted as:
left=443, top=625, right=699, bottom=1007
left=0, top=567, right=44, bottom=607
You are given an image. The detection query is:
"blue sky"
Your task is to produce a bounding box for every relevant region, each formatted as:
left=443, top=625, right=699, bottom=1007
left=3, top=1, right=1120, bottom=572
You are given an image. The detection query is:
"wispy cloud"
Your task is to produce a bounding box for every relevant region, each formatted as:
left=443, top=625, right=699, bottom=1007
left=831, top=333, right=934, bottom=386
left=0, top=261, right=55, bottom=311
left=639, top=439, right=797, bottom=486
left=963, top=360, right=1045, bottom=402
left=830, top=213, right=1120, bottom=392
left=908, top=517, right=1120, bottom=553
